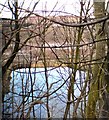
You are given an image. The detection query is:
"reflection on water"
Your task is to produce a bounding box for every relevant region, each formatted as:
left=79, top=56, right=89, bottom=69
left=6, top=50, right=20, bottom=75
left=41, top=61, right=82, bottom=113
left=4, top=67, right=86, bottom=118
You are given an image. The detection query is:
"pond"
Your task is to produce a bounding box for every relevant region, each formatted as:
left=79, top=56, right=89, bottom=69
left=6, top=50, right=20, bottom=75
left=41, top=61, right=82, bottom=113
left=4, top=67, right=86, bottom=118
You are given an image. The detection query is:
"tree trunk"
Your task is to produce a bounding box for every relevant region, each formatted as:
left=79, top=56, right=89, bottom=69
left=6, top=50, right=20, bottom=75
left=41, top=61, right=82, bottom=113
left=2, top=0, right=20, bottom=97
left=99, top=1, right=109, bottom=118
left=86, top=0, right=106, bottom=118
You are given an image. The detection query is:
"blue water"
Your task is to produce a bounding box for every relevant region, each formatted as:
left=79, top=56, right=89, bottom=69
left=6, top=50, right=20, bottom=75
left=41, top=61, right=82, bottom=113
left=4, top=67, right=86, bottom=118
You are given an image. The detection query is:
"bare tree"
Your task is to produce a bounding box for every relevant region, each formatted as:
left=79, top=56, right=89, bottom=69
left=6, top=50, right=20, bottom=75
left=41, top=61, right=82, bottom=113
left=1, top=0, right=109, bottom=119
